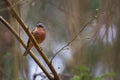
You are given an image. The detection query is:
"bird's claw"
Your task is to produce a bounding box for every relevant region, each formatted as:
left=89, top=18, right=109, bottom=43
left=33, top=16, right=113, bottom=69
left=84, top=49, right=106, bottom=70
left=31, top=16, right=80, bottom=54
left=40, top=47, right=43, bottom=51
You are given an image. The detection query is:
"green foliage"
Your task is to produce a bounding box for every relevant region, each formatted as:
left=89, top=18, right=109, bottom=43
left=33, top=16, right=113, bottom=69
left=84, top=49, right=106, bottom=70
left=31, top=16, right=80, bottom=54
left=71, top=65, right=115, bottom=80
left=73, top=65, right=89, bottom=72
left=93, top=73, right=115, bottom=80
left=71, top=76, right=80, bottom=80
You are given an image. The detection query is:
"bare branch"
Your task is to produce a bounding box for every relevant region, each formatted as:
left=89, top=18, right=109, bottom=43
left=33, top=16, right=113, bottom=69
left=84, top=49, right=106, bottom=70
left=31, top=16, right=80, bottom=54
left=50, top=18, right=94, bottom=64
left=0, top=16, right=53, bottom=80
left=0, top=0, right=34, bottom=12
left=4, top=0, right=60, bottom=79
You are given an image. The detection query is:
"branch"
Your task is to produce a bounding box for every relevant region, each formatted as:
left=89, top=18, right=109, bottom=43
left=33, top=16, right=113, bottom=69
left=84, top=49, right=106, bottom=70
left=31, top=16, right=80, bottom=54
left=4, top=0, right=60, bottom=79
left=33, top=72, right=47, bottom=80
left=0, top=16, right=53, bottom=80
left=50, top=18, right=94, bottom=64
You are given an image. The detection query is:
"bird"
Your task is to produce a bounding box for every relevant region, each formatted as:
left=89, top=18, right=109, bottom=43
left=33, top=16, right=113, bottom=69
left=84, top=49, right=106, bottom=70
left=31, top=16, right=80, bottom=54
left=23, top=23, right=46, bottom=56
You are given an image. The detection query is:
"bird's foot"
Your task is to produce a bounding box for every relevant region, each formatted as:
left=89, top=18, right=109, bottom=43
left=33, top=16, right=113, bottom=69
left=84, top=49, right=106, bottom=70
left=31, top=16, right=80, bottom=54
left=40, top=47, right=43, bottom=51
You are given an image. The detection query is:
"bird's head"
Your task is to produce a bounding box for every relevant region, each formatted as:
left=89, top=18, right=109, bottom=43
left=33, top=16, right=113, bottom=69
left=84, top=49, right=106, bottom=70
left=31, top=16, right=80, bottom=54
left=36, top=23, right=45, bottom=28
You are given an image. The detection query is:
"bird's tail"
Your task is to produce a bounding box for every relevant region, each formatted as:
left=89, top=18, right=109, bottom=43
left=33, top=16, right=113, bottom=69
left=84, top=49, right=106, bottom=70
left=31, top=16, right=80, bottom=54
left=23, top=48, right=30, bottom=56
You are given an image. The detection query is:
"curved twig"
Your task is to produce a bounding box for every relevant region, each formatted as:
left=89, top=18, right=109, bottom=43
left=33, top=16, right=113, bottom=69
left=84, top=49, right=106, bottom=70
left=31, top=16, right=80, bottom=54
left=50, top=18, right=94, bottom=64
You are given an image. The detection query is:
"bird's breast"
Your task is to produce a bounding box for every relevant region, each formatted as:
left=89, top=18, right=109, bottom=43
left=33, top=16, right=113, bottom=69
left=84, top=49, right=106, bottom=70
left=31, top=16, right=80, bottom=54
left=34, top=30, right=46, bottom=43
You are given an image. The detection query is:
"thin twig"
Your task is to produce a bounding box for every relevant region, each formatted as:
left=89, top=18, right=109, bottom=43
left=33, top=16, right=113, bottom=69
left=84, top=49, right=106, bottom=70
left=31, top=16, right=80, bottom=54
left=33, top=72, right=47, bottom=80
left=4, top=0, right=60, bottom=79
left=0, top=0, right=31, bottom=12
left=0, top=16, right=53, bottom=80
left=50, top=18, right=94, bottom=64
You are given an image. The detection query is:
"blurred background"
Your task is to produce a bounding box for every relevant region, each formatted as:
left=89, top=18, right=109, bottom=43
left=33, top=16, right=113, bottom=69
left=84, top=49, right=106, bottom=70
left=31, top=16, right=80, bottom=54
left=0, top=0, right=120, bottom=80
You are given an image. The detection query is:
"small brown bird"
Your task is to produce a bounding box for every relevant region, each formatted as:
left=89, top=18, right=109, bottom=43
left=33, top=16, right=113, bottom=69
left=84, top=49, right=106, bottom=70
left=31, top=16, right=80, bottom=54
left=23, top=23, right=46, bottom=56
